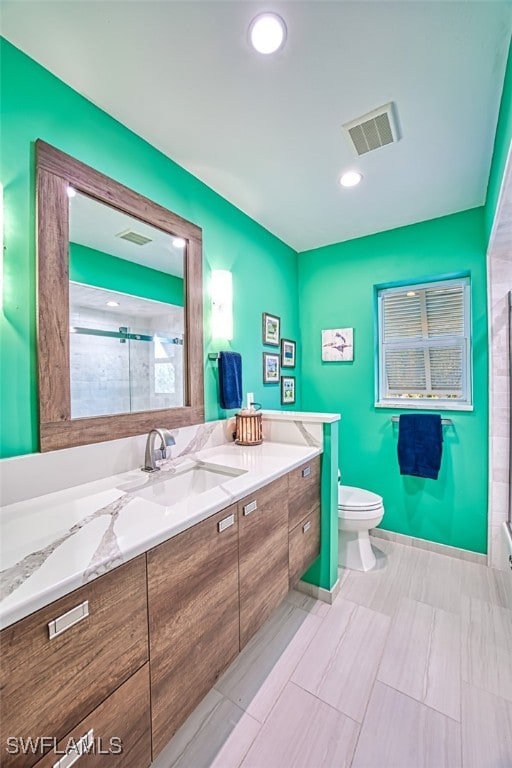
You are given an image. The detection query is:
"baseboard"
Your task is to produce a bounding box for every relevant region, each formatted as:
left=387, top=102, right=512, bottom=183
left=371, top=528, right=487, bottom=565
left=296, top=576, right=342, bottom=605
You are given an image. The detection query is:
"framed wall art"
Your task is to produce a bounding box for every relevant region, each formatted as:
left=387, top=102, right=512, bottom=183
left=263, top=352, right=280, bottom=384
left=262, top=312, right=280, bottom=346
left=281, top=375, right=296, bottom=405
left=280, top=338, right=296, bottom=368
left=321, top=328, right=354, bottom=362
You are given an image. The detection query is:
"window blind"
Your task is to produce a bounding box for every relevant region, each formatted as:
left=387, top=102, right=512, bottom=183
left=378, top=278, right=470, bottom=403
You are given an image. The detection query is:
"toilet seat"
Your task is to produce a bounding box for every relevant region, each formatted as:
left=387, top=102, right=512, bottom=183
left=339, top=505, right=383, bottom=520
left=338, top=485, right=383, bottom=509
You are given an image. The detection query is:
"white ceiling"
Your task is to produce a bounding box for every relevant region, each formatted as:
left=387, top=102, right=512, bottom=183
left=70, top=192, right=185, bottom=277
left=2, top=1, right=512, bottom=251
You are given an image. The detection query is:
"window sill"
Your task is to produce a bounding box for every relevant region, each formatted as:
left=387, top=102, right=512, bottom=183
left=374, top=401, right=474, bottom=412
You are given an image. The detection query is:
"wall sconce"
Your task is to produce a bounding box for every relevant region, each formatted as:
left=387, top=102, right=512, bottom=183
left=211, top=269, right=233, bottom=340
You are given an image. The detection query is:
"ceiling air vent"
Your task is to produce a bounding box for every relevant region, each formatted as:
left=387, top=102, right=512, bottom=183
left=343, top=102, right=400, bottom=156
left=116, top=229, right=153, bottom=246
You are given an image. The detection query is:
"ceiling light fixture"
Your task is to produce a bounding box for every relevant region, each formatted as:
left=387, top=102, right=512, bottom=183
left=340, top=171, right=363, bottom=188
left=66, top=186, right=77, bottom=198
left=249, top=13, right=287, bottom=55
left=406, top=291, right=417, bottom=297
left=172, top=237, right=186, bottom=248
left=106, top=300, right=120, bottom=307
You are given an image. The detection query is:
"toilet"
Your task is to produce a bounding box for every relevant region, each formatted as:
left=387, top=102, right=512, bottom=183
left=338, top=485, right=385, bottom=572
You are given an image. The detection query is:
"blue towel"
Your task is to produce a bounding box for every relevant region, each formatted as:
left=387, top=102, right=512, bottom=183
left=218, top=351, right=242, bottom=410
left=397, top=414, right=443, bottom=480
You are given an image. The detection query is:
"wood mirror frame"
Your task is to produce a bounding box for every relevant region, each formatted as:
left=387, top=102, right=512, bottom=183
left=36, top=140, right=204, bottom=452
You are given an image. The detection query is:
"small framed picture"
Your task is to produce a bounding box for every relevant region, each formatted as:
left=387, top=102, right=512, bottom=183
left=262, top=312, right=280, bottom=346
left=263, top=352, right=280, bottom=384
left=280, top=338, right=296, bottom=368
left=281, top=375, right=296, bottom=405
left=321, top=327, right=354, bottom=362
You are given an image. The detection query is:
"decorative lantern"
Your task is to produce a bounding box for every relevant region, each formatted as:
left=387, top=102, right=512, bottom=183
left=235, top=408, right=263, bottom=446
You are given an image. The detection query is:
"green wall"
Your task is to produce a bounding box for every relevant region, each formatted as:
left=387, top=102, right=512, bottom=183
left=298, top=209, right=488, bottom=554
left=70, top=242, right=184, bottom=307
left=485, top=36, right=512, bottom=241
left=0, top=38, right=300, bottom=458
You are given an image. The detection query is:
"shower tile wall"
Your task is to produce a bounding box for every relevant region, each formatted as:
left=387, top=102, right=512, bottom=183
left=488, top=163, right=512, bottom=570
left=70, top=306, right=131, bottom=417
left=70, top=304, right=184, bottom=417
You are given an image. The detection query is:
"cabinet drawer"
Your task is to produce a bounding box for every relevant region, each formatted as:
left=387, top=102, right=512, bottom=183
left=289, top=506, right=321, bottom=586
left=288, top=456, right=321, bottom=531
left=239, top=475, right=289, bottom=648
left=32, top=664, right=151, bottom=768
left=148, top=504, right=240, bottom=758
left=1, top=556, right=149, bottom=768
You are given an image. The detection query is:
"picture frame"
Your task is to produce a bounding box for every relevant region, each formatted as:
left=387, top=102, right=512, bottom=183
left=263, top=352, right=280, bottom=384
left=280, top=338, right=296, bottom=368
left=321, top=327, right=354, bottom=362
left=262, top=312, right=280, bottom=346
left=281, top=375, right=296, bottom=405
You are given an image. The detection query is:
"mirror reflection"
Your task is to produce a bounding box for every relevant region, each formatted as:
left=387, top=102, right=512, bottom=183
left=68, top=192, right=185, bottom=418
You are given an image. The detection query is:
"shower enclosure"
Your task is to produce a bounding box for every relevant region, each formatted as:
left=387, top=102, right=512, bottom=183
left=69, top=283, right=184, bottom=419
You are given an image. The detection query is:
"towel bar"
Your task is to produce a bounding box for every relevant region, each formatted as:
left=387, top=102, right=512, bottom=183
left=391, top=415, right=453, bottom=426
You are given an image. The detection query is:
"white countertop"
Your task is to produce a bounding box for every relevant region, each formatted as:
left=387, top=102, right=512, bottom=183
left=0, top=440, right=321, bottom=630
left=262, top=410, right=340, bottom=424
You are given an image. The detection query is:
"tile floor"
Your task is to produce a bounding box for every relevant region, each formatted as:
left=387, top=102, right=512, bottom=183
left=152, top=539, right=512, bottom=768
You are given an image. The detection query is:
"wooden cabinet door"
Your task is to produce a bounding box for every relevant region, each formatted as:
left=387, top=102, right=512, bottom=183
left=147, top=505, right=240, bottom=759
left=289, top=506, right=321, bottom=586
left=33, top=664, right=151, bottom=768
left=0, top=556, right=149, bottom=768
left=238, top=475, right=289, bottom=649
left=288, top=456, right=321, bottom=530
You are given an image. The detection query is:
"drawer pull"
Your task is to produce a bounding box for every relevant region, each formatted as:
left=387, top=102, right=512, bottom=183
left=303, top=521, right=312, bottom=533
left=48, top=600, right=89, bottom=640
left=52, top=728, right=94, bottom=768
left=218, top=513, right=235, bottom=532
left=243, top=500, right=258, bottom=516
left=302, top=466, right=311, bottom=478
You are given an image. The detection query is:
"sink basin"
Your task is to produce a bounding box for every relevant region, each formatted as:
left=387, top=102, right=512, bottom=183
left=131, top=462, right=246, bottom=507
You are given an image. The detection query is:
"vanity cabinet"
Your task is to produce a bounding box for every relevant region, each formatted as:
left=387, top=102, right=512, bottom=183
left=33, top=664, right=151, bottom=768
left=1, top=455, right=322, bottom=766
left=147, top=504, right=240, bottom=757
left=238, top=475, right=290, bottom=649
left=289, top=506, right=321, bottom=586
left=288, top=456, right=321, bottom=530
left=0, top=556, right=149, bottom=768
left=287, top=457, right=322, bottom=586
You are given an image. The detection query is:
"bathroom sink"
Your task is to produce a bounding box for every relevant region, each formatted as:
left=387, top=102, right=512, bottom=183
left=130, top=462, right=246, bottom=507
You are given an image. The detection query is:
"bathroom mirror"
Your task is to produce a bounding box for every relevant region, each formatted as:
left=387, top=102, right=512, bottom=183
left=36, top=140, right=204, bottom=451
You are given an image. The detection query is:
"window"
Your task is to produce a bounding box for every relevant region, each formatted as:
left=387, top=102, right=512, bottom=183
left=153, top=337, right=177, bottom=395
left=376, top=276, right=472, bottom=409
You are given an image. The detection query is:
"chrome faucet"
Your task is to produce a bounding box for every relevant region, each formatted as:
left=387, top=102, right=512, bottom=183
left=142, top=428, right=176, bottom=473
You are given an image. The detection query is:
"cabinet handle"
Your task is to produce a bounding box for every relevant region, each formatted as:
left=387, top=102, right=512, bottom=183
left=52, top=728, right=94, bottom=768
left=243, top=500, right=258, bottom=516
left=48, top=600, right=89, bottom=640
left=218, top=513, right=235, bottom=532
left=302, top=521, right=312, bottom=533
left=302, top=466, right=311, bottom=478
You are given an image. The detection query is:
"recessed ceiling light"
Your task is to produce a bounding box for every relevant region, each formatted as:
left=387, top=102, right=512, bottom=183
left=172, top=237, right=186, bottom=248
left=249, top=13, right=287, bottom=55
left=339, top=171, right=363, bottom=188
left=106, top=300, right=120, bottom=307
left=66, top=186, right=76, bottom=198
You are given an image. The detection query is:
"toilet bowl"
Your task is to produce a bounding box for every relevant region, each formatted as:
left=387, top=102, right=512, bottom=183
left=338, top=485, right=384, bottom=572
